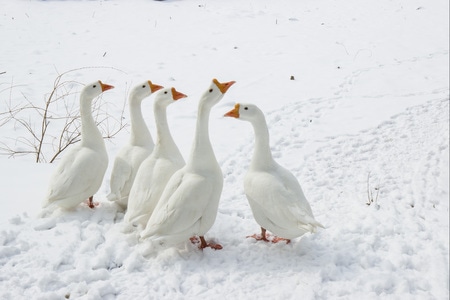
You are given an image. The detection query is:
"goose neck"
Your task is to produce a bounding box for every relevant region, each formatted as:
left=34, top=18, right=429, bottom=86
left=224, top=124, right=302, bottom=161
left=154, top=104, right=176, bottom=149
left=129, top=100, right=152, bottom=146
left=250, top=117, right=275, bottom=169
left=80, top=95, right=103, bottom=147
left=188, top=104, right=217, bottom=169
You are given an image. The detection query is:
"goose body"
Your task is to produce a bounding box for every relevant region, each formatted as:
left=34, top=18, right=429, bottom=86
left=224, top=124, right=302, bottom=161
left=224, top=103, right=323, bottom=242
left=125, top=87, right=187, bottom=227
left=42, top=81, right=114, bottom=211
left=140, top=79, right=235, bottom=249
left=107, top=81, right=163, bottom=210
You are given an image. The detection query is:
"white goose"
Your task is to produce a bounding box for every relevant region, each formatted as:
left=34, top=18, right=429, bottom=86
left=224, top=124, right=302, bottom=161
left=125, top=87, right=187, bottom=227
left=140, top=79, right=235, bottom=249
left=107, top=81, right=163, bottom=210
left=224, top=103, right=324, bottom=243
left=41, top=80, right=114, bottom=211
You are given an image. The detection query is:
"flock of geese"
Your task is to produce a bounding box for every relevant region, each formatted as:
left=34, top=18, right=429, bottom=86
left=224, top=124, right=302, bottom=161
left=41, top=79, right=323, bottom=250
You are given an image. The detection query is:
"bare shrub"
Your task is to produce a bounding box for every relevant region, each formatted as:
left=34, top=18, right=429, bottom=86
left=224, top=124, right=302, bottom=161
left=0, top=67, right=127, bottom=163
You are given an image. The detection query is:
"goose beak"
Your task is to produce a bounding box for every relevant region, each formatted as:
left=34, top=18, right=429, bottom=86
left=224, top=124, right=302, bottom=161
left=224, top=103, right=240, bottom=118
left=171, top=87, right=188, bottom=100
left=149, top=81, right=164, bottom=93
left=213, top=79, right=236, bottom=94
left=99, top=81, right=115, bottom=92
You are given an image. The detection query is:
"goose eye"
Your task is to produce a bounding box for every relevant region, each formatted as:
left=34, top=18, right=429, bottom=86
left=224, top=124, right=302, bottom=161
left=164, top=91, right=168, bottom=94
left=142, top=85, right=146, bottom=88
left=244, top=107, right=248, bottom=110
left=93, top=85, right=97, bottom=88
left=209, top=88, right=213, bottom=93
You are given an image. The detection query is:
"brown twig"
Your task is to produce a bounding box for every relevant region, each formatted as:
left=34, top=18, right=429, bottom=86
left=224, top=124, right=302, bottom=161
left=0, top=66, right=127, bottom=163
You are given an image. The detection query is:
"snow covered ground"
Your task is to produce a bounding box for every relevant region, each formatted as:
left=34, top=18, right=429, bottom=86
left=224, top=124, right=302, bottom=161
left=0, top=0, right=448, bottom=299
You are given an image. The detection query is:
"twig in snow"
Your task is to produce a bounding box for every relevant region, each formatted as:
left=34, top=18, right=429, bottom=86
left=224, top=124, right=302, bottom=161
left=366, top=172, right=380, bottom=206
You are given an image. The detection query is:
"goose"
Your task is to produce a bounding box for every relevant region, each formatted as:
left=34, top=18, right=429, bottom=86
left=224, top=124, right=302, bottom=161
left=41, top=80, right=114, bottom=212
left=224, top=103, right=324, bottom=243
left=124, top=87, right=187, bottom=227
left=139, top=78, right=235, bottom=250
left=107, top=81, right=163, bottom=210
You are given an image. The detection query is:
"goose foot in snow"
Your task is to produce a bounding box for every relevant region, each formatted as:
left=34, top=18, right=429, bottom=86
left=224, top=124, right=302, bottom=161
left=190, top=236, right=223, bottom=250
left=246, top=233, right=270, bottom=242
left=190, top=236, right=199, bottom=243
left=271, top=236, right=291, bottom=244
left=247, top=227, right=290, bottom=244
left=86, top=196, right=99, bottom=209
left=246, top=227, right=270, bottom=242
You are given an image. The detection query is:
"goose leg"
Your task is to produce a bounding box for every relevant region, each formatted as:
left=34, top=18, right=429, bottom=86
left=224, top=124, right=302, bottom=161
left=247, top=227, right=270, bottom=242
left=199, top=236, right=223, bottom=250
left=260, top=227, right=269, bottom=241
left=190, top=236, right=222, bottom=250
left=85, top=196, right=100, bottom=208
left=88, top=196, right=95, bottom=209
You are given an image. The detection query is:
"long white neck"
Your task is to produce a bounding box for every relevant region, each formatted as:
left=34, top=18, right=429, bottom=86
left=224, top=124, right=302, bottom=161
left=187, top=104, right=217, bottom=171
left=250, top=115, right=275, bottom=170
left=80, top=95, right=104, bottom=148
left=129, top=99, right=153, bottom=148
left=153, top=104, right=178, bottom=154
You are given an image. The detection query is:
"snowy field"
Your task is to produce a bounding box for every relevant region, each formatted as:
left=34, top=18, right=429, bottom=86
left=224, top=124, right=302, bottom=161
left=0, top=0, right=449, bottom=299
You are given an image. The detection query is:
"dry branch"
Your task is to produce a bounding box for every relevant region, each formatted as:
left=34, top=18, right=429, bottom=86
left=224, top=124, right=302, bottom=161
left=0, top=67, right=127, bottom=163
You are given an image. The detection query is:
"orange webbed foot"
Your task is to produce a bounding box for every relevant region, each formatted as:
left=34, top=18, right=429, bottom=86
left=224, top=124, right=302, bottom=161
left=247, top=228, right=290, bottom=244
left=271, top=236, right=291, bottom=244
left=191, top=236, right=222, bottom=250
left=246, top=233, right=270, bottom=242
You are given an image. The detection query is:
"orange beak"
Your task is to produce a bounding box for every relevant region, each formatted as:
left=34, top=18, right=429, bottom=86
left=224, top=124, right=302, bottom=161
left=99, top=81, right=114, bottom=92
left=224, top=103, right=240, bottom=118
left=213, top=78, right=236, bottom=94
left=171, top=87, right=188, bottom=100
left=149, top=81, right=164, bottom=93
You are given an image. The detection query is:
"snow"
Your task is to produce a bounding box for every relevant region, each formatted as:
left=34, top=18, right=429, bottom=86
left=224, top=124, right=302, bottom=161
left=0, top=0, right=448, bottom=299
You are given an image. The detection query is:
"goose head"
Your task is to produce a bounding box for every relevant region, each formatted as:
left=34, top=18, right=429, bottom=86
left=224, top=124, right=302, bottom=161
left=199, top=78, right=235, bottom=108
left=154, top=87, right=187, bottom=108
left=82, top=80, right=115, bottom=100
left=129, top=80, right=163, bottom=104
left=224, top=103, right=263, bottom=122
